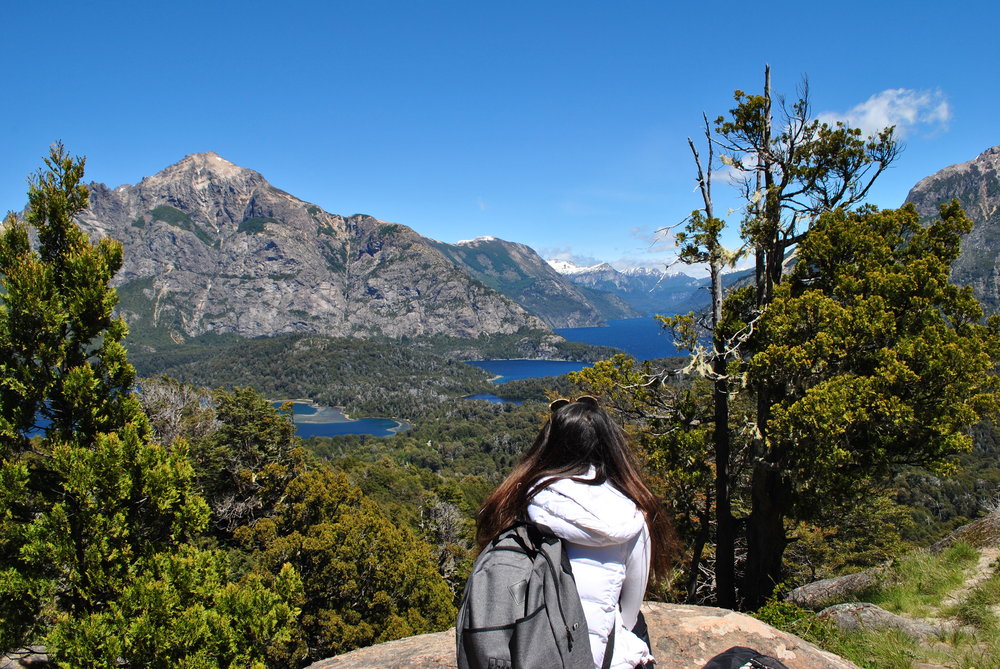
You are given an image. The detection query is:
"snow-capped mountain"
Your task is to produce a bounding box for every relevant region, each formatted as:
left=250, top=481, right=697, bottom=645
left=545, top=259, right=709, bottom=316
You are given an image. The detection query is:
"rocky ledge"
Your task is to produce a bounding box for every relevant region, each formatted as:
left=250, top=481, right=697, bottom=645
left=307, top=602, right=859, bottom=669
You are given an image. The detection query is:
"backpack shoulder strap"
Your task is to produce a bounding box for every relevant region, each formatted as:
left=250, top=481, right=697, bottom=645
left=601, top=623, right=615, bottom=669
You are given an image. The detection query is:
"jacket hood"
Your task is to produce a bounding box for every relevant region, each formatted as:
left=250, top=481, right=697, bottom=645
left=527, top=471, right=645, bottom=547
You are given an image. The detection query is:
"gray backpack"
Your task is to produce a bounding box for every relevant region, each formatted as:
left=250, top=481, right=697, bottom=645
left=456, top=523, right=600, bottom=669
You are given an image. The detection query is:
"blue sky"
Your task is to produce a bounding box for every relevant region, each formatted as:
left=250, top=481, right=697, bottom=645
left=3, top=1, right=997, bottom=272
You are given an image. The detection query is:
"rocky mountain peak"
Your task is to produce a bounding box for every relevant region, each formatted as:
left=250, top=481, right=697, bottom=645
left=137, top=152, right=267, bottom=193
left=620, top=266, right=655, bottom=276
left=546, top=259, right=614, bottom=275
left=905, top=144, right=1000, bottom=313
left=906, top=145, right=1000, bottom=202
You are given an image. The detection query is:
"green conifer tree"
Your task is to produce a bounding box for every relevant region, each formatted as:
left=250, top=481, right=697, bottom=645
left=749, top=202, right=1000, bottom=526
left=0, top=145, right=304, bottom=666
left=238, top=465, right=456, bottom=661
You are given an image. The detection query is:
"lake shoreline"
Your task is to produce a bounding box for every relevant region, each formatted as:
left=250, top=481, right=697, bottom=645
left=272, top=399, right=410, bottom=436
left=465, top=359, right=591, bottom=384
left=274, top=318, right=674, bottom=436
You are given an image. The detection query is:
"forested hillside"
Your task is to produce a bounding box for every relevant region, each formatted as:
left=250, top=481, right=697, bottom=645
left=128, top=329, right=620, bottom=419
left=133, top=334, right=493, bottom=418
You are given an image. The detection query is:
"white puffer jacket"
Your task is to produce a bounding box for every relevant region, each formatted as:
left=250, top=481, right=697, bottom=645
left=527, top=472, right=652, bottom=669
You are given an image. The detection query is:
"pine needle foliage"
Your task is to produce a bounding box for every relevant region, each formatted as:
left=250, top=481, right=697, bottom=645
left=0, top=145, right=304, bottom=667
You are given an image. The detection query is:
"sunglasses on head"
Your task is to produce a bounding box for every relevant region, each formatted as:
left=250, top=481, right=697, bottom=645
left=549, top=395, right=599, bottom=412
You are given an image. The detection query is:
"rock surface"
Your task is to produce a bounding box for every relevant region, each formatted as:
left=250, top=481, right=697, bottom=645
left=905, top=145, right=1000, bottom=313
left=0, top=647, right=46, bottom=668
left=785, top=568, right=884, bottom=611
left=817, top=602, right=943, bottom=640
left=928, top=509, right=1000, bottom=552
left=307, top=602, right=860, bottom=669
left=641, top=603, right=859, bottom=669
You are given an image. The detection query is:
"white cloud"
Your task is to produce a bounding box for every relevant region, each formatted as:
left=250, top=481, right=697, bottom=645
left=476, top=196, right=488, bottom=211
left=539, top=246, right=602, bottom=267
left=819, top=88, right=951, bottom=139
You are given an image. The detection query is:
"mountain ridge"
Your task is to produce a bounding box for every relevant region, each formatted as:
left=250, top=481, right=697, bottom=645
left=428, top=236, right=638, bottom=327
left=76, top=152, right=549, bottom=343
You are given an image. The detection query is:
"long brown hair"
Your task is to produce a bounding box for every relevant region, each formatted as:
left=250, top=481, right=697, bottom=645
left=476, top=397, right=673, bottom=580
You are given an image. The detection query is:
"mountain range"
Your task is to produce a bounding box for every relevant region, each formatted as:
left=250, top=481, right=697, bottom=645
left=74, top=152, right=702, bottom=345
left=429, top=236, right=639, bottom=327
left=545, top=260, right=710, bottom=316
left=69, top=146, right=1000, bottom=348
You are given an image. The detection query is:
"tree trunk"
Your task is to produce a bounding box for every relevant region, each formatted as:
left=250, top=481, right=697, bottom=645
left=739, top=62, right=789, bottom=611
left=743, top=459, right=788, bottom=609
left=711, top=262, right=733, bottom=608
left=686, top=497, right=711, bottom=603
left=689, top=113, right=737, bottom=611
left=713, top=350, right=736, bottom=609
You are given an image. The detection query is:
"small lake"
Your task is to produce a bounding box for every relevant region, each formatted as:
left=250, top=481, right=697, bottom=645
left=275, top=401, right=409, bottom=439
left=465, top=393, right=522, bottom=404
left=465, top=359, right=589, bottom=383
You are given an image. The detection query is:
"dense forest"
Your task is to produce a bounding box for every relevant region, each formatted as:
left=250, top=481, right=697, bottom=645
left=132, top=333, right=495, bottom=419
left=128, top=330, right=620, bottom=420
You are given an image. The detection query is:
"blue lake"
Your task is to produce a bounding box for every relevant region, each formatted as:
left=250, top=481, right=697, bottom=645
left=294, top=418, right=404, bottom=438
left=465, top=317, right=681, bottom=385
left=466, top=359, right=589, bottom=384
left=275, top=401, right=409, bottom=439
left=465, top=394, right=522, bottom=405
left=556, top=317, right=680, bottom=362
